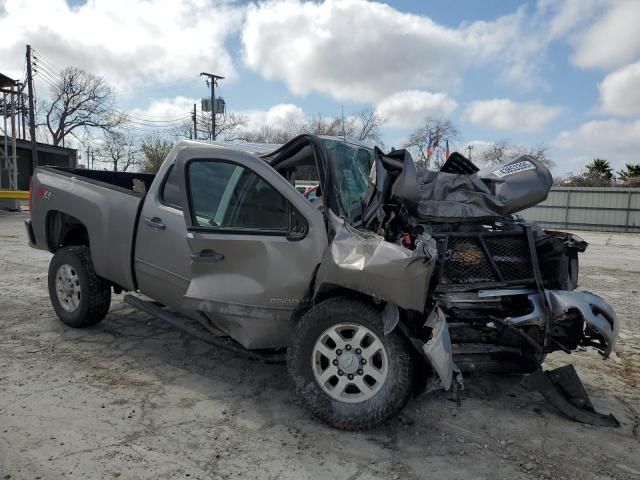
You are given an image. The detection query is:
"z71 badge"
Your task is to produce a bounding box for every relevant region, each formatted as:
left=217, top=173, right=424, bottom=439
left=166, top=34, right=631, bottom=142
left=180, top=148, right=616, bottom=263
left=37, top=188, right=51, bottom=200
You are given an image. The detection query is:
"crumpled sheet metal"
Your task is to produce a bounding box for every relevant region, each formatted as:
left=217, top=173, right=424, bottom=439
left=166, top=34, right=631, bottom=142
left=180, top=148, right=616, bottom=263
left=496, top=289, right=618, bottom=357
left=370, top=148, right=553, bottom=222
left=314, top=221, right=437, bottom=313
left=422, top=306, right=455, bottom=390
left=546, top=290, right=618, bottom=358
left=413, top=155, right=552, bottom=221
left=414, top=171, right=506, bottom=221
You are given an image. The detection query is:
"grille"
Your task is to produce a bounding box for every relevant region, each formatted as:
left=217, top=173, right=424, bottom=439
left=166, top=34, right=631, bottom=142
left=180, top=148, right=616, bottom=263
left=437, top=234, right=534, bottom=286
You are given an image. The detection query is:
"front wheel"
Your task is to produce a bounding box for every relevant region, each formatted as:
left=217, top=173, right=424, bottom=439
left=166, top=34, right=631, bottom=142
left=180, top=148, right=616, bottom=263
left=287, top=297, right=413, bottom=430
left=48, top=246, right=111, bottom=328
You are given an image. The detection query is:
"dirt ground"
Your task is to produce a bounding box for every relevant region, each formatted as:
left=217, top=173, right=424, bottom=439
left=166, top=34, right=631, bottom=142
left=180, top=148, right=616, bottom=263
left=1, top=210, right=639, bottom=480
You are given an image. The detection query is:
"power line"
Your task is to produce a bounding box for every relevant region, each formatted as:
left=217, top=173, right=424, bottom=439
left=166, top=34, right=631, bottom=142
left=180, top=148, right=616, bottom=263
left=33, top=69, right=59, bottom=87
left=33, top=62, right=61, bottom=81
left=30, top=50, right=193, bottom=126
left=32, top=52, right=62, bottom=77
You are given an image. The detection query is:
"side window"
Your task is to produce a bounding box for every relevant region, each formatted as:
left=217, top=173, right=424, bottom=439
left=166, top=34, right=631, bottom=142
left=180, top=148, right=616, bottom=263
left=186, top=160, right=291, bottom=234
left=161, top=165, right=182, bottom=209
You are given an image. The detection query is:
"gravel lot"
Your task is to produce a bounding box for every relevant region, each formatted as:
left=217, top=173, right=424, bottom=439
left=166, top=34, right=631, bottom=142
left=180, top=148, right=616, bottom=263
left=1, top=210, right=639, bottom=479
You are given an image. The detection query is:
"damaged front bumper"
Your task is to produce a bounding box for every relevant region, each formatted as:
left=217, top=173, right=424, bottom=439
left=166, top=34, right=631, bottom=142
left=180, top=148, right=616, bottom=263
left=503, top=289, right=618, bottom=358
left=421, top=288, right=619, bottom=394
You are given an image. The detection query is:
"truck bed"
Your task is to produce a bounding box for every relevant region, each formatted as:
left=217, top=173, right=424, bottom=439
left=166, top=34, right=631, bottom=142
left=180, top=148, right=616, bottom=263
left=29, top=167, right=156, bottom=291
left=50, top=167, right=155, bottom=194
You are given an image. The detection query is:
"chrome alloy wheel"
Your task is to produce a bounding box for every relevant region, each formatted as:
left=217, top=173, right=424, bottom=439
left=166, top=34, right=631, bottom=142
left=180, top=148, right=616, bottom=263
left=55, top=264, right=81, bottom=313
left=312, top=323, right=389, bottom=403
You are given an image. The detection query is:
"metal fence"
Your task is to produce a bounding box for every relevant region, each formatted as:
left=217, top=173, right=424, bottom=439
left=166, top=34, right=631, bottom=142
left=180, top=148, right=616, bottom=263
left=520, top=187, right=640, bottom=233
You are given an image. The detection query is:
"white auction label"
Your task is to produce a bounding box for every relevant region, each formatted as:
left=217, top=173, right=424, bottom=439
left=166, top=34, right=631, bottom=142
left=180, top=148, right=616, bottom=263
left=492, top=160, right=535, bottom=178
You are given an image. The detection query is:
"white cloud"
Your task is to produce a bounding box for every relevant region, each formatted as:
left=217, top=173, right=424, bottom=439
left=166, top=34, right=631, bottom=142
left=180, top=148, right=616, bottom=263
left=241, top=103, right=306, bottom=131
left=570, top=0, right=640, bottom=70
left=599, top=61, right=640, bottom=116
left=375, top=90, right=457, bottom=128
left=0, top=0, right=243, bottom=92
left=538, top=0, right=604, bottom=40
left=459, top=140, right=493, bottom=159
left=464, top=99, right=562, bottom=132
left=242, top=0, right=548, bottom=102
left=131, top=96, right=196, bottom=120
left=131, top=97, right=307, bottom=131
left=553, top=119, right=640, bottom=170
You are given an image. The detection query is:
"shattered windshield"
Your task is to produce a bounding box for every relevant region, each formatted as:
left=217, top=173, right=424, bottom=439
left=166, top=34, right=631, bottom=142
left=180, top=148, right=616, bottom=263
left=323, top=139, right=374, bottom=219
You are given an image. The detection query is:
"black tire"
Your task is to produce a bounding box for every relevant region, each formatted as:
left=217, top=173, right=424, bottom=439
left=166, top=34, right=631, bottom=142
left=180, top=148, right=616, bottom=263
left=287, top=297, right=413, bottom=430
left=48, top=246, right=111, bottom=328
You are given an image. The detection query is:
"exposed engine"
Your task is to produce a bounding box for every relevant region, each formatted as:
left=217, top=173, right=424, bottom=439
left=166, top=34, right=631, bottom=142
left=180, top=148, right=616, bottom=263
left=357, top=149, right=617, bottom=375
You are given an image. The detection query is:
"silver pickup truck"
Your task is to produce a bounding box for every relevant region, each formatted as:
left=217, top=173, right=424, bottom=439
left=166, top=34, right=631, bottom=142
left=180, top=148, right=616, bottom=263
left=26, top=134, right=620, bottom=429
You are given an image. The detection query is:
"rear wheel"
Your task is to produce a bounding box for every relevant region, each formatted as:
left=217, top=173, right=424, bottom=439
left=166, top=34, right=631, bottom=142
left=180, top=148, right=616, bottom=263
left=48, top=246, right=111, bottom=328
left=287, top=297, right=413, bottom=430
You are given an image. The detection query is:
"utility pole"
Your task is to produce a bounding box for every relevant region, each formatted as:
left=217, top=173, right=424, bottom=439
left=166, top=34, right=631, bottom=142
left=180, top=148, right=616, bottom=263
left=26, top=45, right=38, bottom=174
left=2, top=93, right=7, bottom=187
left=19, top=83, right=26, bottom=140
left=86, top=146, right=90, bottom=169
left=192, top=103, right=197, bottom=140
left=199, top=72, right=224, bottom=140
left=10, top=83, right=17, bottom=190
left=466, top=144, right=474, bottom=161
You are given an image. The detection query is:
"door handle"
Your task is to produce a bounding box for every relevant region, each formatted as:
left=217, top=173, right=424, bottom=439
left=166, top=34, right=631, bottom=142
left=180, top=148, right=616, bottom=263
left=143, top=216, right=166, bottom=230
left=191, top=249, right=225, bottom=263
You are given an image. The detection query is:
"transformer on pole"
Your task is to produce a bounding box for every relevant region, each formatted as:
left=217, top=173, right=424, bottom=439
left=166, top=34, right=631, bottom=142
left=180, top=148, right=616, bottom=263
left=199, top=72, right=224, bottom=140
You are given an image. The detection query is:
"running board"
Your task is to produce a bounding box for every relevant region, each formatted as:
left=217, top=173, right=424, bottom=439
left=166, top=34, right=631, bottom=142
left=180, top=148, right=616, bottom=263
left=522, top=365, right=619, bottom=427
left=124, top=294, right=285, bottom=364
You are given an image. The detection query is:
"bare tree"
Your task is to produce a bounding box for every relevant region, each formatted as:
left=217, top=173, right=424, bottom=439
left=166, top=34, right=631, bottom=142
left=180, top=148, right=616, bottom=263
left=99, top=132, right=138, bottom=172
left=560, top=172, right=613, bottom=187
left=238, top=125, right=299, bottom=144
left=196, top=112, right=249, bottom=141
left=303, top=113, right=344, bottom=137
left=480, top=139, right=510, bottom=165
left=350, top=108, right=385, bottom=146
left=140, top=134, right=174, bottom=173
left=193, top=108, right=385, bottom=147
left=481, top=141, right=554, bottom=169
left=172, top=118, right=197, bottom=141
left=403, top=117, right=459, bottom=169
left=42, top=66, right=123, bottom=147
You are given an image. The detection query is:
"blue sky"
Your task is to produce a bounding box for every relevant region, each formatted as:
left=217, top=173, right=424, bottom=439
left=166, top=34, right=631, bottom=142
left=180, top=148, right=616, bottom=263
left=2, top=0, right=639, bottom=175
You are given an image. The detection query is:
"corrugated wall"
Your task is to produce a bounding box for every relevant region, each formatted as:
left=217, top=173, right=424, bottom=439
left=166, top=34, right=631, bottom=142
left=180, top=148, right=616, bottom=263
left=520, top=187, right=640, bottom=233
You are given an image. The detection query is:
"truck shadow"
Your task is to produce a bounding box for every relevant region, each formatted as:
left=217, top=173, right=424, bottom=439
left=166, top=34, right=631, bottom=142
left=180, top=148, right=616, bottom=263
left=75, top=300, right=640, bottom=478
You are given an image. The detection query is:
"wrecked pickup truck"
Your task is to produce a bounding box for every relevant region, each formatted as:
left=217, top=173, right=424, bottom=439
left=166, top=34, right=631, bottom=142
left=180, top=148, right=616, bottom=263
left=26, top=134, right=619, bottom=429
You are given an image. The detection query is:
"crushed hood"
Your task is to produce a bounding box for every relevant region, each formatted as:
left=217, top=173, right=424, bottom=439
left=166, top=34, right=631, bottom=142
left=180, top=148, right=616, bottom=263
left=362, top=148, right=553, bottom=225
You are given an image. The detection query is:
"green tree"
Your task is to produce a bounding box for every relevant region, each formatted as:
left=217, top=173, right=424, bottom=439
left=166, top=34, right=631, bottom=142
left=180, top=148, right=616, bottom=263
left=618, top=164, right=640, bottom=182
left=586, top=158, right=613, bottom=180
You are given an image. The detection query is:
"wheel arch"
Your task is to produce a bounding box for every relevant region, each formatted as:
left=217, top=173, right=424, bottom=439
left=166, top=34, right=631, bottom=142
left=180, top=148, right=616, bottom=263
left=45, top=210, right=90, bottom=253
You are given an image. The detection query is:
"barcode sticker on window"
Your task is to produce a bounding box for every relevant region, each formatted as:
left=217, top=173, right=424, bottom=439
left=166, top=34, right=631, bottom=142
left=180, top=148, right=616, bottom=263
left=492, top=160, right=535, bottom=178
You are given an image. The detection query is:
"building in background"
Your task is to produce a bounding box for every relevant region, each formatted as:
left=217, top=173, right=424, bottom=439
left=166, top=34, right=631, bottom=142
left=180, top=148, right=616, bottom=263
left=0, top=136, right=77, bottom=191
